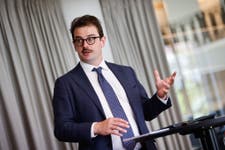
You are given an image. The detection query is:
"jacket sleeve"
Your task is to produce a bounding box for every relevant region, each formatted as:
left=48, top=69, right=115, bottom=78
left=52, top=78, right=93, bottom=143
left=143, top=93, right=172, bottom=121
left=130, top=67, right=172, bottom=121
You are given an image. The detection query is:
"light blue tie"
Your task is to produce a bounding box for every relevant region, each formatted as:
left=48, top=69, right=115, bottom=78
left=93, top=67, right=136, bottom=150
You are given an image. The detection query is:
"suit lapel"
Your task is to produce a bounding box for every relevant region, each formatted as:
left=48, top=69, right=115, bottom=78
left=71, top=63, right=105, bottom=117
left=107, top=63, right=149, bottom=134
left=71, top=62, right=141, bottom=120
left=107, top=63, right=140, bottom=116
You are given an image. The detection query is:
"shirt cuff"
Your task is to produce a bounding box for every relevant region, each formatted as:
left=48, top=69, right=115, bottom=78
left=157, top=94, right=169, bottom=105
left=91, top=122, right=98, bottom=138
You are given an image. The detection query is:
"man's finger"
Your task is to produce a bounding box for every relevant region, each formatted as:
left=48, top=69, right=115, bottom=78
left=111, top=130, right=123, bottom=136
left=113, top=118, right=129, bottom=124
left=171, top=72, right=176, bottom=79
left=168, top=72, right=176, bottom=85
left=154, top=70, right=161, bottom=82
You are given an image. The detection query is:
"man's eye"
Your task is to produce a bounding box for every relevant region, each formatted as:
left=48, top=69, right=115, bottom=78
left=87, top=37, right=94, bottom=42
left=75, top=39, right=83, bottom=43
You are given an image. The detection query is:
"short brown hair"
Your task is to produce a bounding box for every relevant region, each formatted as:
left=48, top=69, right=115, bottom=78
left=70, top=15, right=104, bottom=42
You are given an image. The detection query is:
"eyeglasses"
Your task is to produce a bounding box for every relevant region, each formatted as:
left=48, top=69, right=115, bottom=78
left=74, top=36, right=101, bottom=46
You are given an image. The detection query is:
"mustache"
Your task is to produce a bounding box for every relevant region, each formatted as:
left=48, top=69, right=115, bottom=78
left=82, top=48, right=93, bottom=53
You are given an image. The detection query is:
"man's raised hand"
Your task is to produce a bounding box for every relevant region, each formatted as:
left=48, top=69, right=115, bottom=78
left=154, top=70, right=176, bottom=99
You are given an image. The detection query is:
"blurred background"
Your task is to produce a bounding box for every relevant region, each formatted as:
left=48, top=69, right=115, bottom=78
left=1, top=0, right=225, bottom=150
left=153, top=0, right=225, bottom=149
left=154, top=0, right=225, bottom=120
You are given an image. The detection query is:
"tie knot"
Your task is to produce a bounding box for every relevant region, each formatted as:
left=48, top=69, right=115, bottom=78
left=92, top=67, right=102, bottom=74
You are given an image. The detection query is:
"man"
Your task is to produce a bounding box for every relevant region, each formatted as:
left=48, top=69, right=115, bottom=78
left=53, top=15, right=176, bottom=150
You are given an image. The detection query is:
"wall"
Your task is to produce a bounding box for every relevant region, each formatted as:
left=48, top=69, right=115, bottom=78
left=59, top=0, right=114, bottom=62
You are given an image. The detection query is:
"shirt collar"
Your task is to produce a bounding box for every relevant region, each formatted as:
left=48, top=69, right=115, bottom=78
left=80, top=60, right=109, bottom=72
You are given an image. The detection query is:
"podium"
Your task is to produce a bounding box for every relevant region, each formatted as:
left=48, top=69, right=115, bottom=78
left=124, top=115, right=225, bottom=150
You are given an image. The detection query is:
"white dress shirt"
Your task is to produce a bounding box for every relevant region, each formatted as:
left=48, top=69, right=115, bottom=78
left=80, top=60, right=141, bottom=150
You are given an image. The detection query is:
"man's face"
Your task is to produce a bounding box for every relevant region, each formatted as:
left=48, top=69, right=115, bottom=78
left=73, top=25, right=106, bottom=66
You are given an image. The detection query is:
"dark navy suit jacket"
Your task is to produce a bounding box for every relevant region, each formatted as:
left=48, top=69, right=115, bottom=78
left=53, top=62, right=171, bottom=150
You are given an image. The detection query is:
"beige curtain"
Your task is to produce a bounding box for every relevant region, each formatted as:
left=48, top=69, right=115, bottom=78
left=99, top=0, right=192, bottom=149
left=0, top=0, right=78, bottom=149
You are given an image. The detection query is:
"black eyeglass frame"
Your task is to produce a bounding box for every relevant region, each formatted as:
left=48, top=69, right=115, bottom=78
left=73, top=36, right=101, bottom=46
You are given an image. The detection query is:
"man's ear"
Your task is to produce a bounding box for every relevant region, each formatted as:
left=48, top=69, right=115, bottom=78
left=100, top=36, right=106, bottom=48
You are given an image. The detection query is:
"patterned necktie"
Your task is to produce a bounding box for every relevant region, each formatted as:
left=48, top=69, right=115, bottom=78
left=93, top=67, right=136, bottom=150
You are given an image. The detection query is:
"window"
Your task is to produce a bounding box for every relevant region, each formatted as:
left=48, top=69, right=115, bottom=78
left=153, top=0, right=225, bottom=120
left=153, top=1, right=225, bottom=148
